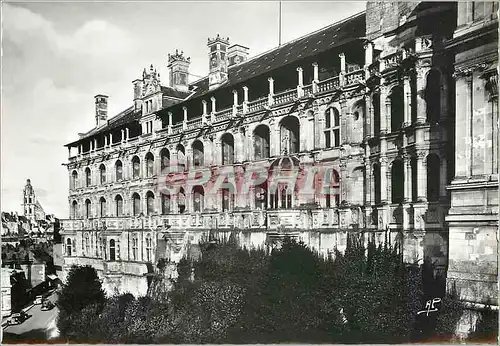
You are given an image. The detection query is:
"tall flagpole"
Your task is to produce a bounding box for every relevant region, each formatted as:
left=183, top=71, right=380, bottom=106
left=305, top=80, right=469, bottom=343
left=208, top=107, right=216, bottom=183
left=279, top=1, right=282, bottom=46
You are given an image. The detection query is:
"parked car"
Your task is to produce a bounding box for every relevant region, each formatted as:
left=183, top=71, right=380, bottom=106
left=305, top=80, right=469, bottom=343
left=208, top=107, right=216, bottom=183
left=41, top=299, right=54, bottom=311
left=34, top=295, right=44, bottom=305
left=11, top=311, right=27, bottom=324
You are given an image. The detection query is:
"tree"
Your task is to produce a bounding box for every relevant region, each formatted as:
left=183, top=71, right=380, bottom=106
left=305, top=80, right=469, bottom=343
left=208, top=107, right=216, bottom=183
left=57, top=265, right=106, bottom=340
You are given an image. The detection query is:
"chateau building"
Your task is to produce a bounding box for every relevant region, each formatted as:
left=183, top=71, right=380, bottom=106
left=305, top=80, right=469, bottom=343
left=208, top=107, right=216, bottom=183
left=61, top=0, right=498, bottom=314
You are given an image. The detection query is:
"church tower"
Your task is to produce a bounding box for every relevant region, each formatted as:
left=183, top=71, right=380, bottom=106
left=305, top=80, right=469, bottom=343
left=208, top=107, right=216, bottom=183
left=23, top=179, right=36, bottom=222
left=23, top=179, right=45, bottom=222
left=207, top=34, right=230, bottom=90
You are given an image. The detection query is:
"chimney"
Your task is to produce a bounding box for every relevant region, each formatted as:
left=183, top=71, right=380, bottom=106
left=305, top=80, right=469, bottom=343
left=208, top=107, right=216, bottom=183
left=228, top=44, right=249, bottom=67
left=132, top=79, right=143, bottom=112
left=207, top=34, right=230, bottom=90
left=167, top=49, right=191, bottom=92
left=95, top=95, right=108, bottom=127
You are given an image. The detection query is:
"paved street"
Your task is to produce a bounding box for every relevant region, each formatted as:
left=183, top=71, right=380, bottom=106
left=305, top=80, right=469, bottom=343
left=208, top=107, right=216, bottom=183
left=2, top=292, right=60, bottom=343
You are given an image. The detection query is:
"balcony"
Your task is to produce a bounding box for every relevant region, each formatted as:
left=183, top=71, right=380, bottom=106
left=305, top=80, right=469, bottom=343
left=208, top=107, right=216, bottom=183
left=344, top=69, right=365, bottom=87
left=273, top=89, right=296, bottom=106
left=317, top=76, right=340, bottom=93
left=247, top=97, right=267, bottom=113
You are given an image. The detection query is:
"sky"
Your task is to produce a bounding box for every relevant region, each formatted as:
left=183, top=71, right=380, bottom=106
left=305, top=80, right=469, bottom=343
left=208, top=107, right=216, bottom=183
left=2, top=0, right=367, bottom=218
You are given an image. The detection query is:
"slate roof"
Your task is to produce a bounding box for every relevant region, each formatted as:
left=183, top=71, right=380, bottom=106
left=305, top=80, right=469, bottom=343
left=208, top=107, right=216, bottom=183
left=66, top=106, right=139, bottom=147
left=161, top=86, right=191, bottom=100
left=186, top=11, right=366, bottom=101
left=66, top=10, right=365, bottom=147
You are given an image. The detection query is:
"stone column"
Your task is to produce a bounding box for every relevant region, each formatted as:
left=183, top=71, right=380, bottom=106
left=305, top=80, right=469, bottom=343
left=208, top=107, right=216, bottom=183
left=215, top=142, right=222, bottom=166
left=242, top=86, right=249, bottom=114
left=340, top=100, right=348, bottom=144
left=202, top=100, right=207, bottom=124
left=167, top=112, right=173, bottom=134
left=182, top=107, right=188, bottom=130
left=186, top=147, right=193, bottom=170
left=403, top=76, right=411, bottom=127
left=232, top=90, right=238, bottom=116
left=312, top=62, right=319, bottom=93
left=297, top=67, right=304, bottom=98
left=211, top=97, right=217, bottom=122
left=385, top=96, right=392, bottom=134
left=246, top=124, right=254, bottom=161
left=379, top=83, right=388, bottom=134
left=416, top=65, right=430, bottom=124
left=364, top=41, right=373, bottom=65
left=268, top=77, right=274, bottom=106
left=404, top=156, right=413, bottom=203
left=416, top=151, right=428, bottom=202
left=380, top=156, right=388, bottom=204
left=364, top=94, right=372, bottom=139
left=125, top=128, right=130, bottom=141
left=339, top=53, right=346, bottom=87
left=270, top=121, right=280, bottom=157
left=306, top=111, right=315, bottom=151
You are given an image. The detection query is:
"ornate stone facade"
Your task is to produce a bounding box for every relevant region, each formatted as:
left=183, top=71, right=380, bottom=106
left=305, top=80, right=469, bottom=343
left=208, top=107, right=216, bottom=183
left=61, top=1, right=497, bottom=311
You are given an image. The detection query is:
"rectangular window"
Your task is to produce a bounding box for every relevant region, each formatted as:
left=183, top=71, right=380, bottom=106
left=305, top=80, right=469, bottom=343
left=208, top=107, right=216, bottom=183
left=132, top=238, right=138, bottom=261
left=473, top=2, right=485, bottom=21
left=324, top=131, right=331, bottom=148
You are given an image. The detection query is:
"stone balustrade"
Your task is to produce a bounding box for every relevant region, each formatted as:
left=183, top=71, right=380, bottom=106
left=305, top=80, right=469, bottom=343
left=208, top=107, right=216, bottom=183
left=317, top=76, right=340, bottom=93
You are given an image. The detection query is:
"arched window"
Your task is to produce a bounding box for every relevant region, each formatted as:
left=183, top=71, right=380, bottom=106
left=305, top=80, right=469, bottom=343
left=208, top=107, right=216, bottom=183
left=391, top=160, right=404, bottom=204
left=132, top=193, right=141, bottom=216
left=132, top=156, right=141, bottom=179
left=324, top=108, right=340, bottom=148
left=254, top=125, right=270, bottom=160
left=115, top=160, right=123, bottom=181
left=146, top=191, right=155, bottom=215
left=221, top=133, right=234, bottom=165
left=71, top=201, right=78, bottom=219
left=109, top=239, right=116, bottom=261
left=373, top=92, right=381, bottom=135
left=427, top=154, right=440, bottom=202
left=99, top=164, right=107, bottom=184
left=66, top=238, right=72, bottom=256
left=177, top=145, right=186, bottom=170
left=325, top=169, right=340, bottom=208
left=426, top=70, right=441, bottom=124
left=280, top=116, right=300, bottom=154
left=390, top=86, right=404, bottom=132
left=115, top=195, right=123, bottom=216
left=145, top=153, right=154, bottom=177
left=255, top=183, right=267, bottom=210
left=193, top=186, right=204, bottom=212
left=373, top=163, right=381, bottom=204
left=99, top=197, right=107, bottom=217
left=178, top=188, right=186, bottom=214
left=71, top=171, right=78, bottom=190
left=85, top=167, right=91, bottom=187
left=160, top=148, right=170, bottom=172
left=85, top=199, right=92, bottom=219
left=269, top=157, right=300, bottom=209
left=192, top=141, right=204, bottom=167
left=161, top=194, right=171, bottom=214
